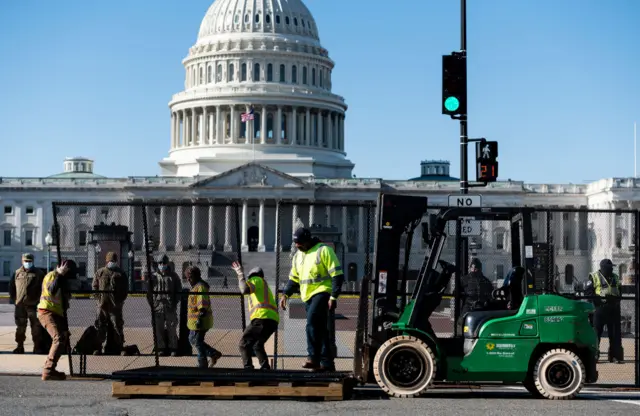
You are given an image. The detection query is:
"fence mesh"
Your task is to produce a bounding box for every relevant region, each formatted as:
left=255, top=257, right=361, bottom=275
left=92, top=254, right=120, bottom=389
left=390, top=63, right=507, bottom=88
left=50, top=201, right=638, bottom=387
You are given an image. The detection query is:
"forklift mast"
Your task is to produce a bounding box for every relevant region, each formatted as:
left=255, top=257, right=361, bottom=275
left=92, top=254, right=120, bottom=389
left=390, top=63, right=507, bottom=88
left=367, top=194, right=538, bottom=350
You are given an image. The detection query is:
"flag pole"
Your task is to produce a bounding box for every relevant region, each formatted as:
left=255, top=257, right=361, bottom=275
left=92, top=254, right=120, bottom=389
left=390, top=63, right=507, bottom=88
left=635, top=121, right=637, bottom=178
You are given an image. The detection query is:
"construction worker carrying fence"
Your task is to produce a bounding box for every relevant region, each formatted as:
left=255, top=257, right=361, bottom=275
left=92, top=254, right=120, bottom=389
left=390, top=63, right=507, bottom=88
left=232, top=261, right=279, bottom=370
left=37, top=259, right=76, bottom=381
left=279, top=227, right=345, bottom=372
left=185, top=266, right=222, bottom=368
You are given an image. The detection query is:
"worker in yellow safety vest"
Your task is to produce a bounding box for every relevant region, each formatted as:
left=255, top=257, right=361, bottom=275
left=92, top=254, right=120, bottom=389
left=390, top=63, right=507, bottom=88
left=185, top=266, right=222, bottom=368
left=279, top=227, right=345, bottom=372
left=584, top=258, right=624, bottom=363
left=37, top=259, right=77, bottom=381
left=232, top=261, right=279, bottom=370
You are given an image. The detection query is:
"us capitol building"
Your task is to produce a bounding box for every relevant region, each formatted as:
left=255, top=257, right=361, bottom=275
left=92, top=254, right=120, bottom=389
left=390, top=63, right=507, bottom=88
left=0, top=0, right=637, bottom=291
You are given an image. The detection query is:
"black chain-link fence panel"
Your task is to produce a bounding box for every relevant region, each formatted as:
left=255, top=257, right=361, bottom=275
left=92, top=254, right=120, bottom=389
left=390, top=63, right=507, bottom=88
left=273, top=201, right=375, bottom=371
left=52, top=201, right=244, bottom=376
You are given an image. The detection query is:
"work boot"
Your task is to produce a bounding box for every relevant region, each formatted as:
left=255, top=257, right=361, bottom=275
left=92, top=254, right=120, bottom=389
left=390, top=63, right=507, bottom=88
left=170, top=351, right=178, bottom=357
left=13, top=344, right=24, bottom=354
left=302, top=359, right=320, bottom=370
left=209, top=351, right=223, bottom=368
left=159, top=349, right=170, bottom=357
left=320, top=363, right=336, bottom=372
left=42, top=369, right=66, bottom=381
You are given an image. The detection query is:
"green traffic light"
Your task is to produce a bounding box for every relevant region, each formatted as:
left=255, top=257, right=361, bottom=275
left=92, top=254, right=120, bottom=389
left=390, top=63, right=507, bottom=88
left=444, top=96, right=460, bottom=112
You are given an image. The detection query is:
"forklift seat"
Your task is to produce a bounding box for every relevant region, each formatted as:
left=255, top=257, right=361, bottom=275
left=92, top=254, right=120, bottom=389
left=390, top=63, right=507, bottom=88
left=462, top=309, right=518, bottom=338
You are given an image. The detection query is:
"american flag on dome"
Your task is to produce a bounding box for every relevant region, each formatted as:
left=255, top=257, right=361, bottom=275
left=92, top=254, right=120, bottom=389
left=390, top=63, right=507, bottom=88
left=241, top=107, right=255, bottom=123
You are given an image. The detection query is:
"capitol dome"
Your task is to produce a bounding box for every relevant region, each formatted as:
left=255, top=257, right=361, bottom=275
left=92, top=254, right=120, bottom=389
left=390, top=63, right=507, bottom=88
left=160, top=0, right=353, bottom=179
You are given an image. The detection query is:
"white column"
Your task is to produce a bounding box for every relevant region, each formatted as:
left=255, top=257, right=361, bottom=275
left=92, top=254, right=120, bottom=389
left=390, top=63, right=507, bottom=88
left=208, top=204, right=215, bottom=250
left=258, top=200, right=265, bottom=252
left=180, top=111, right=186, bottom=147
left=325, top=205, right=331, bottom=226
left=261, top=106, right=267, bottom=144
left=305, top=108, right=311, bottom=146
left=245, top=105, right=252, bottom=143
left=291, top=107, right=297, bottom=145
left=241, top=200, right=248, bottom=252
left=215, top=106, right=221, bottom=144
left=276, top=106, right=282, bottom=145
left=274, top=201, right=280, bottom=252
left=358, top=206, right=365, bottom=253
left=175, top=206, right=183, bottom=250
left=191, top=109, right=196, bottom=146
left=341, top=206, right=348, bottom=250
left=334, top=113, right=340, bottom=149
left=202, top=106, right=208, bottom=145
left=327, top=112, right=333, bottom=150
left=191, top=205, right=197, bottom=247
left=230, top=106, right=237, bottom=144
left=224, top=205, right=232, bottom=251
left=573, top=211, right=580, bottom=253
left=309, top=203, right=315, bottom=227
left=170, top=112, right=175, bottom=148
left=159, top=207, right=167, bottom=249
left=318, top=111, right=324, bottom=147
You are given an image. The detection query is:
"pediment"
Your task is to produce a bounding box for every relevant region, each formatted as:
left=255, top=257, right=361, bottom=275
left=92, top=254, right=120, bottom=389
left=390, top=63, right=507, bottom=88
left=191, top=163, right=309, bottom=189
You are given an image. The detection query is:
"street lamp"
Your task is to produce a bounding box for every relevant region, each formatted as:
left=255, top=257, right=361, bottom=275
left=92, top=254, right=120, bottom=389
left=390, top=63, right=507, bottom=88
left=44, top=232, right=53, bottom=272
left=127, top=249, right=135, bottom=292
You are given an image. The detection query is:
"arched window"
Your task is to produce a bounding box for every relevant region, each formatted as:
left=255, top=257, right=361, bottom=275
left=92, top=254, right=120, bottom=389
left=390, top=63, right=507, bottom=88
left=292, top=65, right=297, bottom=83
left=265, top=14, right=271, bottom=24
left=228, top=63, right=234, bottom=82
left=254, top=63, right=261, bottom=81
left=281, top=114, right=287, bottom=142
left=279, top=64, right=285, bottom=82
left=253, top=112, right=261, bottom=139
left=267, top=113, right=274, bottom=139
left=276, top=15, right=281, bottom=24
left=312, top=68, right=316, bottom=86
left=241, top=63, right=247, bottom=81
left=199, top=67, right=203, bottom=84
left=267, top=63, right=273, bottom=82
left=319, top=70, right=323, bottom=88
left=564, top=264, right=574, bottom=286
left=285, top=16, right=290, bottom=25
left=245, top=14, right=249, bottom=23
left=216, top=64, right=222, bottom=82
left=302, top=67, right=307, bottom=84
left=255, top=13, right=260, bottom=23
left=207, top=65, right=212, bottom=83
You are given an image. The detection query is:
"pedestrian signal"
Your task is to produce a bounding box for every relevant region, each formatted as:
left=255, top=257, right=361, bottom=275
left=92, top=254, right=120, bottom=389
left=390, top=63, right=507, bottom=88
left=475, top=141, right=498, bottom=182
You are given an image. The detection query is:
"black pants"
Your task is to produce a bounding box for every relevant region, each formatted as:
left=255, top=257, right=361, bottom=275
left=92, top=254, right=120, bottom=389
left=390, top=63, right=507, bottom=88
left=305, top=292, right=336, bottom=368
left=593, top=302, right=623, bottom=361
left=239, top=318, right=278, bottom=369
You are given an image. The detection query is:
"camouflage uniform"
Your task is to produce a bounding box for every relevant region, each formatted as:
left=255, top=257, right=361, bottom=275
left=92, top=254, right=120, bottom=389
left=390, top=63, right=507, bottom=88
left=149, top=254, right=182, bottom=355
left=92, top=252, right=129, bottom=354
left=9, top=253, right=46, bottom=354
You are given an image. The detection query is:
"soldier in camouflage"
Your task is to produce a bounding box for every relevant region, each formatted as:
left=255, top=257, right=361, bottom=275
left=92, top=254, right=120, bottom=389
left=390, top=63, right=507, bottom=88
left=9, top=253, right=46, bottom=354
left=92, top=251, right=129, bottom=354
left=149, top=254, right=182, bottom=356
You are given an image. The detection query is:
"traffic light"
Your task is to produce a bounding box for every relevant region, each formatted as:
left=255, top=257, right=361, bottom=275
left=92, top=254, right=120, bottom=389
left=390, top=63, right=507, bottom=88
left=442, top=52, right=467, bottom=116
left=475, top=141, right=498, bottom=182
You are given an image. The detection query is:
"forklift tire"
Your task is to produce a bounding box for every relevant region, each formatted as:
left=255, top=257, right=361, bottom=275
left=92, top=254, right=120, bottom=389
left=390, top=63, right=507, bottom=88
left=532, top=348, right=586, bottom=400
left=373, top=335, right=436, bottom=398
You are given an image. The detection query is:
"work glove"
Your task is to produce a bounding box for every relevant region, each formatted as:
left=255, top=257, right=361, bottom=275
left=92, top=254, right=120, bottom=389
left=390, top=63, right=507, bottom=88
left=231, top=261, right=243, bottom=277
left=196, top=318, right=203, bottom=330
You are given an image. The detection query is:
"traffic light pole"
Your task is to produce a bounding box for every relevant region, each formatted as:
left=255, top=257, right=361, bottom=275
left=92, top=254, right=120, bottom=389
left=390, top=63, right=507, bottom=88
left=454, top=0, right=468, bottom=337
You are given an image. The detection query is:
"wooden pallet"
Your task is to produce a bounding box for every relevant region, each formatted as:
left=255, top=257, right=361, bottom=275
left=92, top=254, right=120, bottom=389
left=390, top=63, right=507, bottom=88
left=112, top=379, right=350, bottom=401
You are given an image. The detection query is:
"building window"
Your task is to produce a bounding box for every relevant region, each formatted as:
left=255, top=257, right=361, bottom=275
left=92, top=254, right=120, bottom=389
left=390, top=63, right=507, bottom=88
left=292, top=65, right=297, bottom=83
left=78, top=230, right=87, bottom=247
left=302, top=67, right=307, bottom=84
left=564, top=264, right=574, bottom=286
left=276, top=15, right=280, bottom=24
left=253, top=63, right=260, bottom=81
left=279, top=64, right=285, bottom=82
left=79, top=206, right=88, bottom=215
left=241, top=63, right=247, bottom=81
left=3, top=230, right=11, bottom=246
left=312, top=68, right=316, bottom=86
left=285, top=16, right=290, bottom=25
left=495, top=231, right=504, bottom=250
left=265, top=14, right=271, bottom=24
left=228, top=63, right=234, bottom=82
left=207, top=65, right=212, bottom=83
left=78, top=261, right=87, bottom=277
left=267, top=63, right=273, bottom=82
left=319, top=70, right=323, bottom=87
left=25, top=230, right=33, bottom=247
left=2, top=261, right=10, bottom=277
left=25, top=206, right=35, bottom=215
left=216, top=64, right=222, bottom=82
left=496, top=264, right=504, bottom=281
left=3, top=206, right=12, bottom=214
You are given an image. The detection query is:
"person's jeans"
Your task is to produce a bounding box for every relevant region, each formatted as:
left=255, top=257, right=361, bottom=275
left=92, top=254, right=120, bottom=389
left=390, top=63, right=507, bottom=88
left=239, top=318, right=278, bottom=369
left=188, top=330, right=220, bottom=368
left=304, top=292, right=336, bottom=368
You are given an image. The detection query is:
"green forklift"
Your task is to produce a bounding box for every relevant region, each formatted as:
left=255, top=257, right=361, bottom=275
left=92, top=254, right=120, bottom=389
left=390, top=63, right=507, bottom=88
left=353, top=194, right=599, bottom=400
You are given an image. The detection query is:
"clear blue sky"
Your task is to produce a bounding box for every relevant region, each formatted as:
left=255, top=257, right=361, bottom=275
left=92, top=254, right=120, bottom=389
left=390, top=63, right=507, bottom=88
left=0, top=0, right=638, bottom=184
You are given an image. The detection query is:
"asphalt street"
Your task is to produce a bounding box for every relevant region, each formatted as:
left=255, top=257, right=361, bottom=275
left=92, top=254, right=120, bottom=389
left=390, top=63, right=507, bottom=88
left=0, top=376, right=639, bottom=416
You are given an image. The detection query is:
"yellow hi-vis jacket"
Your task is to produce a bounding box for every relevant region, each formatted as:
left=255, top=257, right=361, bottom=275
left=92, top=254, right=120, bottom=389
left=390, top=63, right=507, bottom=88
left=246, top=276, right=279, bottom=323
left=590, top=271, right=621, bottom=297
left=187, top=281, right=213, bottom=331
left=288, top=242, right=342, bottom=303
left=37, top=271, right=64, bottom=317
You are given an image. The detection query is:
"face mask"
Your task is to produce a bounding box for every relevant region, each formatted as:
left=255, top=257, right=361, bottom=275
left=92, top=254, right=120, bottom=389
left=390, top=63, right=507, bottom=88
left=158, top=264, right=167, bottom=272
left=107, top=262, right=116, bottom=269
left=23, top=262, right=33, bottom=269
